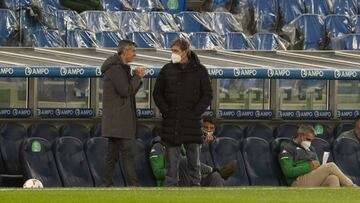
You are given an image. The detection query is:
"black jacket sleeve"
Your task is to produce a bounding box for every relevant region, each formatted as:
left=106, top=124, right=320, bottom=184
left=153, top=66, right=169, bottom=115
left=193, top=66, right=213, bottom=115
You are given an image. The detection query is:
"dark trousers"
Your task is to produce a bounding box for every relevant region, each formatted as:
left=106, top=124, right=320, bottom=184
left=102, top=137, right=139, bottom=187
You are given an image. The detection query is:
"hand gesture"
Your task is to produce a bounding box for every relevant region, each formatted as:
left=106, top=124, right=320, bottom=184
left=205, top=135, right=215, bottom=143
left=134, top=66, right=145, bottom=78
left=311, top=160, right=320, bottom=170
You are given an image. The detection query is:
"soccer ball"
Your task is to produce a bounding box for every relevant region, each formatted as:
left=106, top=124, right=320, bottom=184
left=23, top=179, right=44, bottom=189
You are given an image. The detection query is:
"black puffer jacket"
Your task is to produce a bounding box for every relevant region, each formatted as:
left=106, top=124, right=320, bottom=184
left=153, top=51, right=213, bottom=146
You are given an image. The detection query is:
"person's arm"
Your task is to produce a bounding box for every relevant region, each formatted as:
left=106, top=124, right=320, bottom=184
left=105, top=66, right=142, bottom=97
left=153, top=67, right=169, bottom=115
left=279, top=151, right=312, bottom=178
left=149, top=151, right=166, bottom=183
left=193, top=66, right=213, bottom=115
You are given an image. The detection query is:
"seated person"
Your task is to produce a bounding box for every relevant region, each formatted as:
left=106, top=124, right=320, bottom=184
left=338, top=115, right=360, bottom=142
left=150, top=116, right=236, bottom=187
left=278, top=125, right=355, bottom=187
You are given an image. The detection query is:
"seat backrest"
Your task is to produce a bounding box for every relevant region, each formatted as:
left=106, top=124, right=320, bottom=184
left=128, top=0, right=164, bottom=12
left=111, top=11, right=149, bottom=34
left=84, top=137, right=126, bottom=186
left=278, top=0, right=304, bottom=26
left=60, top=123, right=91, bottom=143
left=311, top=137, right=333, bottom=164
left=241, top=137, right=280, bottom=186
left=134, top=139, right=156, bottom=186
left=0, top=123, right=27, bottom=174
left=248, top=0, right=278, bottom=33
left=332, top=137, right=360, bottom=185
left=25, top=29, right=65, bottom=47
left=224, top=32, right=253, bottom=50
left=21, top=137, right=62, bottom=187
left=175, top=11, right=212, bottom=33
left=273, top=124, right=298, bottom=139
left=341, top=34, right=360, bottom=50
left=189, top=32, right=223, bottom=50
left=56, top=10, right=86, bottom=34
left=54, top=137, right=94, bottom=187
left=211, top=137, right=249, bottom=186
left=354, top=16, right=360, bottom=33
left=313, top=123, right=334, bottom=144
left=244, top=124, right=274, bottom=143
left=95, top=31, right=123, bottom=48
left=80, top=11, right=118, bottom=32
left=28, top=123, right=59, bottom=145
left=215, top=124, right=244, bottom=141
left=127, top=31, right=161, bottom=48
left=324, top=15, right=352, bottom=49
left=303, top=0, right=331, bottom=16
left=66, top=30, right=97, bottom=48
left=334, top=123, right=354, bottom=138
left=100, top=0, right=133, bottom=11
left=149, top=12, right=180, bottom=34
left=333, top=0, right=357, bottom=17
left=204, top=12, right=242, bottom=36
left=159, top=32, right=189, bottom=48
left=250, top=32, right=287, bottom=50
left=91, top=123, right=102, bottom=137
left=0, top=9, right=17, bottom=46
left=136, top=124, right=154, bottom=149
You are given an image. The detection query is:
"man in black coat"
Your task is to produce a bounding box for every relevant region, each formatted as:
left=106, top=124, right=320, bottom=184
left=153, top=38, right=213, bottom=186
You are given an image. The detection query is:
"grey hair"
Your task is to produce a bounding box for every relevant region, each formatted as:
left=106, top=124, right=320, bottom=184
left=297, top=125, right=316, bottom=135
left=117, top=39, right=137, bottom=55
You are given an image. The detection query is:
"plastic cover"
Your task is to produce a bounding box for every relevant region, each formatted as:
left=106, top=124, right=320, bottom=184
left=158, top=32, right=189, bottom=48
left=56, top=10, right=87, bottom=41
left=160, top=0, right=186, bottom=14
left=341, top=34, right=360, bottom=50
left=128, top=0, right=164, bottom=12
left=2, top=0, right=31, bottom=10
left=325, top=15, right=352, bottom=50
left=95, top=31, right=123, bottom=48
left=80, top=11, right=118, bottom=32
left=353, top=15, right=360, bottom=33
left=278, top=0, right=304, bottom=27
left=189, top=32, right=223, bottom=50
left=0, top=9, right=19, bottom=46
left=201, top=0, right=233, bottom=12
left=175, top=11, right=212, bottom=33
left=25, top=29, right=65, bottom=47
left=282, top=14, right=325, bottom=50
left=230, top=0, right=250, bottom=34
left=204, top=12, right=243, bottom=36
left=111, top=11, right=149, bottom=37
left=333, top=0, right=357, bottom=17
left=248, top=0, right=278, bottom=34
left=100, top=0, right=133, bottom=11
left=149, top=12, right=180, bottom=34
left=224, top=32, right=254, bottom=50
left=127, top=31, right=161, bottom=48
left=250, top=32, right=288, bottom=50
left=303, top=0, right=332, bottom=17
left=66, top=29, right=97, bottom=48
left=32, top=0, right=60, bottom=29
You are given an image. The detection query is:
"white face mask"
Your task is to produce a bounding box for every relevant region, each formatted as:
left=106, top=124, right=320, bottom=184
left=171, top=53, right=182, bottom=63
left=202, top=130, right=214, bottom=137
left=301, top=141, right=311, bottom=151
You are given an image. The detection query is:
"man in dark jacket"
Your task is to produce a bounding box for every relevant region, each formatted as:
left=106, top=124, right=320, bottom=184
left=153, top=38, right=213, bottom=186
left=101, top=39, right=145, bottom=187
left=279, top=125, right=355, bottom=187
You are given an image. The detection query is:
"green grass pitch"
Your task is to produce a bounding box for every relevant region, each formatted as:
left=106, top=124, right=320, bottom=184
left=0, top=187, right=359, bottom=203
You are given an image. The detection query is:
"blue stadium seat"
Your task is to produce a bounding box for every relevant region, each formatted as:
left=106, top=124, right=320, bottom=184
left=341, top=34, right=360, bottom=50
left=95, top=31, right=123, bottom=47
left=158, top=32, right=189, bottom=48
left=211, top=137, right=249, bottom=186
left=273, top=124, right=299, bottom=139
left=0, top=9, right=18, bottom=46
left=278, top=0, right=304, bottom=27
left=325, top=15, right=352, bottom=50
left=353, top=15, right=360, bottom=33
left=215, top=124, right=244, bottom=141
left=250, top=32, right=287, bottom=50
left=128, top=0, right=164, bottom=12
left=66, top=29, right=97, bottom=48
left=333, top=0, right=357, bottom=17
left=160, top=0, right=186, bottom=14
left=136, top=124, right=154, bottom=149
left=203, top=12, right=242, bottom=36
left=332, top=137, right=360, bottom=185
left=0, top=123, right=27, bottom=175
left=54, top=137, right=94, bottom=187
left=335, top=123, right=355, bottom=138
left=56, top=10, right=87, bottom=39
left=60, top=123, right=91, bottom=142
left=100, top=0, right=133, bottom=11
left=244, top=124, right=274, bottom=143
left=84, top=137, right=126, bottom=186
left=283, top=14, right=325, bottom=50
left=200, top=0, right=233, bottom=12
left=80, top=11, right=118, bottom=32
left=1, top=0, right=31, bottom=10
left=303, top=0, right=331, bottom=16
left=28, top=123, right=59, bottom=145
left=111, top=11, right=149, bottom=37
left=91, top=123, right=101, bottom=137
left=134, top=139, right=156, bottom=186
left=149, top=12, right=180, bottom=34
left=311, top=137, right=333, bottom=164
left=248, top=0, right=278, bottom=33
left=127, top=32, right=161, bottom=48
left=175, top=11, right=212, bottom=33
left=242, top=137, right=281, bottom=186
left=21, top=137, right=63, bottom=187
left=189, top=32, right=223, bottom=49
left=224, top=32, right=253, bottom=50
left=26, top=29, right=65, bottom=47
